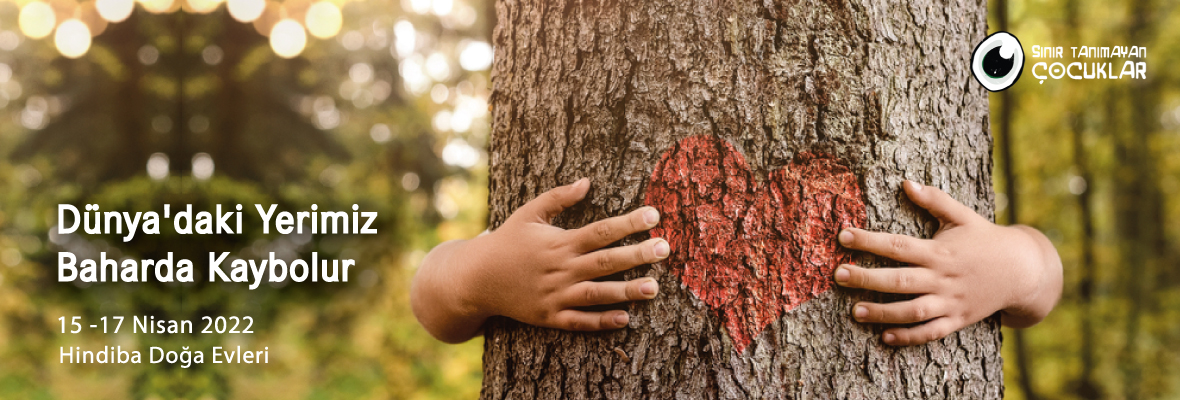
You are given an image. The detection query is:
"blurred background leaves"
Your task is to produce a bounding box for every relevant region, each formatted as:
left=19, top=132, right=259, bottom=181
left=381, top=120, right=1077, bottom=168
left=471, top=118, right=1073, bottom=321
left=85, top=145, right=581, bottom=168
left=0, top=0, right=1178, bottom=398
left=993, top=0, right=1180, bottom=399
left=0, top=0, right=490, bottom=397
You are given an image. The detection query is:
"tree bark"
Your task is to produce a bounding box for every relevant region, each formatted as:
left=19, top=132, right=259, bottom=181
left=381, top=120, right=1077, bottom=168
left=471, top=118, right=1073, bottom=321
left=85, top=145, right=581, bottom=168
left=482, top=0, right=1001, bottom=398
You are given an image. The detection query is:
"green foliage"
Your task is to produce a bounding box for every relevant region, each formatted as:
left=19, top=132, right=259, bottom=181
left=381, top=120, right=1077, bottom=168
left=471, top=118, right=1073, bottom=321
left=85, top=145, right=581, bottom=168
left=0, top=0, right=490, bottom=398
left=993, top=0, right=1180, bottom=399
left=4, top=0, right=1174, bottom=398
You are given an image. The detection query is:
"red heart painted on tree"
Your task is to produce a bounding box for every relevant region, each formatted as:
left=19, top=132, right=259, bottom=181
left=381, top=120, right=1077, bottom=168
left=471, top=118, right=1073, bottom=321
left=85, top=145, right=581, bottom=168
left=645, top=135, right=867, bottom=354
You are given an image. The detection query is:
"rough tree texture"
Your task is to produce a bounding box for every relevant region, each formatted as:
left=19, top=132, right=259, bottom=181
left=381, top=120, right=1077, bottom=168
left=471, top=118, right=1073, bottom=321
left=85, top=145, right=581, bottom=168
left=482, top=0, right=1000, bottom=398
left=645, top=135, right=867, bottom=354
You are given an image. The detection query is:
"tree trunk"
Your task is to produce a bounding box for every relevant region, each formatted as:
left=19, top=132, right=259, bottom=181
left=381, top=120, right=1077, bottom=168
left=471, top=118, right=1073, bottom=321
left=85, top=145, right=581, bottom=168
left=482, top=0, right=1002, bottom=398
left=1062, top=1, right=1098, bottom=397
left=1116, top=0, right=1161, bottom=397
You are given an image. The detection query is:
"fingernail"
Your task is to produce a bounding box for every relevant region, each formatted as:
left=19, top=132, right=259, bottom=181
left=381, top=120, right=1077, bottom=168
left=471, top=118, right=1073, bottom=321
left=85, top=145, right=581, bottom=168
left=643, top=207, right=660, bottom=226
left=835, top=266, right=850, bottom=283
left=838, top=230, right=853, bottom=245
left=614, top=313, right=630, bottom=326
left=854, top=305, right=867, bottom=320
left=905, top=180, right=922, bottom=192
left=576, top=178, right=590, bottom=189
left=883, top=333, right=896, bottom=344
left=640, top=280, right=659, bottom=296
left=653, top=240, right=670, bottom=258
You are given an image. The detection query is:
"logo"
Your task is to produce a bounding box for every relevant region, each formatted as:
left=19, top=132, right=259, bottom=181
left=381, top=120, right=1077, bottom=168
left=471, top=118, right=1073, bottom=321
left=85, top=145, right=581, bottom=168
left=972, top=32, right=1024, bottom=92
left=1030, top=45, right=1147, bottom=83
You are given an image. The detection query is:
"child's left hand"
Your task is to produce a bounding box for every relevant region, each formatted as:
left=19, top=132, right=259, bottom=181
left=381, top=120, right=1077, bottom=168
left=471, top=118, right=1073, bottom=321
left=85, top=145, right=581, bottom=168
left=833, top=181, right=1063, bottom=346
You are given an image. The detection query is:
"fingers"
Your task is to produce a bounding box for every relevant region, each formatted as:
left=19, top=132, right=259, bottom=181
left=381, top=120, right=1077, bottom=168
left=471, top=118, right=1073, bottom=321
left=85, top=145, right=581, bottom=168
left=562, top=278, right=659, bottom=307
left=902, top=180, right=981, bottom=227
left=573, top=238, right=670, bottom=279
left=522, top=178, right=591, bottom=223
left=881, top=316, right=961, bottom=346
left=852, top=295, right=946, bottom=324
left=834, top=264, right=939, bottom=294
left=837, top=228, right=934, bottom=265
left=550, top=309, right=631, bottom=331
left=572, top=206, right=661, bottom=252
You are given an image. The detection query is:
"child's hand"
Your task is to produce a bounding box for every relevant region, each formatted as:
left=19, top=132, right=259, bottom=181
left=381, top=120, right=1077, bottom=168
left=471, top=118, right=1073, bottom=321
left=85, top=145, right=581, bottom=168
left=833, top=181, right=1062, bottom=346
left=411, top=178, right=669, bottom=343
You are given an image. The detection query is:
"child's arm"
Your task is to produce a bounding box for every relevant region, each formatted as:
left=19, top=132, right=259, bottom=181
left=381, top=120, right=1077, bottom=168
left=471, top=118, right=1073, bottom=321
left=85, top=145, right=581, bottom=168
left=834, top=180, right=1063, bottom=346
left=411, top=178, right=669, bottom=343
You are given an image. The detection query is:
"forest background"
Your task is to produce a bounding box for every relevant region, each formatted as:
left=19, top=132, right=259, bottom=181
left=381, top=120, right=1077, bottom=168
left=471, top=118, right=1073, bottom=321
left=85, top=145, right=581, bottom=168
left=0, top=0, right=1176, bottom=398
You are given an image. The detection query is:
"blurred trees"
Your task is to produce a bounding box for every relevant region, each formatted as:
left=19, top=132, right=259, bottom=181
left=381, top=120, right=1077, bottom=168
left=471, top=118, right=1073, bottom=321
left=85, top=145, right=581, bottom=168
left=993, top=0, right=1180, bottom=399
left=0, top=0, right=492, bottom=398
left=0, top=0, right=1177, bottom=398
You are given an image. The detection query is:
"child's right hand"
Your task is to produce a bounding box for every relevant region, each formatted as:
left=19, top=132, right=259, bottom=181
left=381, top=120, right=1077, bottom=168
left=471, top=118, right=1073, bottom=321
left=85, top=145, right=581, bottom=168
left=833, top=181, right=1063, bottom=346
left=411, top=178, right=669, bottom=343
